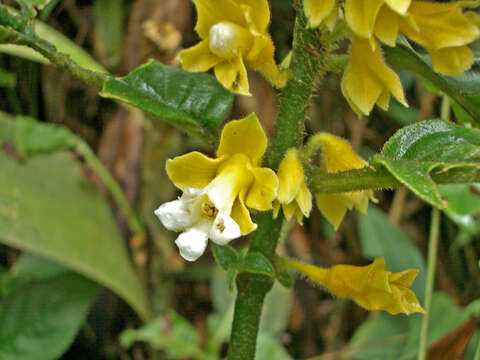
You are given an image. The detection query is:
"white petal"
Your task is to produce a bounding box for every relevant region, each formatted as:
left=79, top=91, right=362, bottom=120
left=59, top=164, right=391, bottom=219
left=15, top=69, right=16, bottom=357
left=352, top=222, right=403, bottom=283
left=175, top=228, right=209, bottom=261
left=182, top=186, right=203, bottom=199
left=209, top=213, right=241, bottom=245
left=154, top=199, right=192, bottom=231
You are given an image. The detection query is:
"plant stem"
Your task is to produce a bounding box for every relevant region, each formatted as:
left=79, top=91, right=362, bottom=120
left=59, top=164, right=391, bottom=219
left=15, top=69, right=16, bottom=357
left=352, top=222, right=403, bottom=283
left=0, top=23, right=105, bottom=88
left=417, top=208, right=441, bottom=360
left=309, top=165, right=480, bottom=194
left=228, top=2, right=327, bottom=359
left=75, top=141, right=144, bottom=237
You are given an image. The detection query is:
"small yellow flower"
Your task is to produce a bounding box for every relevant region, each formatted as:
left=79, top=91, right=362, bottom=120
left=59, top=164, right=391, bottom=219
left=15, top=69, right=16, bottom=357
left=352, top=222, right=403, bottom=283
left=273, top=148, right=312, bottom=225
left=155, top=114, right=278, bottom=261
left=341, top=36, right=408, bottom=117
left=399, top=0, right=480, bottom=76
left=179, top=0, right=286, bottom=96
left=281, top=257, right=424, bottom=315
left=303, top=0, right=338, bottom=30
left=311, top=133, right=376, bottom=230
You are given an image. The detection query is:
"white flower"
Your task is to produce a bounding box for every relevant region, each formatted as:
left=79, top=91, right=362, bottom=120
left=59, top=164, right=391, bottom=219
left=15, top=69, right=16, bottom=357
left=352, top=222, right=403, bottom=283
left=155, top=186, right=241, bottom=261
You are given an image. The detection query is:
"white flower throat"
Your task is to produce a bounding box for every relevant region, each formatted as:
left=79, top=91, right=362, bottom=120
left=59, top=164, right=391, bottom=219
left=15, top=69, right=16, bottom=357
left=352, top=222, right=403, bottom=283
left=209, top=21, right=252, bottom=59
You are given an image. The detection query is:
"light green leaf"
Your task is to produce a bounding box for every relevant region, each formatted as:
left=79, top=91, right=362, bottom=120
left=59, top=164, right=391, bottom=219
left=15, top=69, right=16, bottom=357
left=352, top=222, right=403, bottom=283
left=383, top=39, right=480, bottom=125
left=0, top=114, right=150, bottom=320
left=120, top=312, right=208, bottom=360
left=374, top=120, right=480, bottom=208
left=0, top=267, right=98, bottom=360
left=358, top=206, right=426, bottom=301
left=93, top=0, right=123, bottom=68
left=100, top=61, right=234, bottom=141
left=439, top=184, right=480, bottom=234
left=255, top=333, right=292, bottom=360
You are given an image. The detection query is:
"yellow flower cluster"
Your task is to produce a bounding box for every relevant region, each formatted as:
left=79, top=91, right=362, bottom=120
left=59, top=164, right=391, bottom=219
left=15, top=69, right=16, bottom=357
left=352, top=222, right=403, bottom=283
left=179, top=0, right=286, bottom=96
left=304, top=0, right=480, bottom=116
left=281, top=257, right=424, bottom=315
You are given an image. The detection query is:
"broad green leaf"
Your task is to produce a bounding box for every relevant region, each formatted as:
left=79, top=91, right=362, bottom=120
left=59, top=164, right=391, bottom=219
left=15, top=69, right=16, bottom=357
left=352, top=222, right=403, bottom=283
left=100, top=61, right=234, bottom=139
left=383, top=40, right=480, bottom=124
left=374, top=120, right=480, bottom=208
left=438, top=184, right=480, bottom=234
left=239, top=252, right=276, bottom=278
left=0, top=269, right=98, bottom=360
left=0, top=115, right=150, bottom=319
left=17, top=0, right=55, bottom=11
left=120, top=312, right=207, bottom=359
left=358, top=206, right=426, bottom=301
left=276, top=267, right=294, bottom=288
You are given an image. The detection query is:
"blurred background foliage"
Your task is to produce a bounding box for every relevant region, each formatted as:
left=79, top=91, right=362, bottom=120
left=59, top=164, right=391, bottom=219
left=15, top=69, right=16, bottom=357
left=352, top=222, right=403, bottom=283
left=0, top=0, right=479, bottom=359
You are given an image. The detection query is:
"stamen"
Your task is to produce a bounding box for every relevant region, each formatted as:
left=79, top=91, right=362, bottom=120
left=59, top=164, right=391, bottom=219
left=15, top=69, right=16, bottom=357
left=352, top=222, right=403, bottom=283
left=201, top=201, right=218, bottom=218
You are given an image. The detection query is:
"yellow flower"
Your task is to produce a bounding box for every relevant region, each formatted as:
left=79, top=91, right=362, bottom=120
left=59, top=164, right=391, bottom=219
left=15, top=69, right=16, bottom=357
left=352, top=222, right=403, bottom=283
left=281, top=257, right=424, bottom=315
left=311, top=133, right=376, bottom=230
left=155, top=114, right=278, bottom=261
left=399, top=0, right=480, bottom=76
left=345, top=0, right=412, bottom=39
left=303, top=0, right=338, bottom=30
left=341, top=36, right=408, bottom=117
left=179, top=0, right=286, bottom=96
left=273, top=148, right=312, bottom=225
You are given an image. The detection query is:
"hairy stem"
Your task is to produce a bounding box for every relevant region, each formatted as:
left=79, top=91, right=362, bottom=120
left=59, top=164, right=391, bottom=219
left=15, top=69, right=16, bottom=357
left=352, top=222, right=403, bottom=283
left=228, top=2, right=327, bottom=359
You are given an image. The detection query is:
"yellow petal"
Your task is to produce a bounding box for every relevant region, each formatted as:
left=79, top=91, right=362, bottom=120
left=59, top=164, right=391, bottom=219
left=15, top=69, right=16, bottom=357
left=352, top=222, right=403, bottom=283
left=374, top=5, right=400, bottom=47
left=313, top=132, right=367, bottom=173
left=345, top=0, right=385, bottom=38
left=282, top=201, right=298, bottom=221
left=384, top=0, right=411, bottom=15
left=216, top=113, right=268, bottom=166
left=236, top=0, right=271, bottom=32
left=231, top=189, right=257, bottom=235
left=166, top=151, right=225, bottom=190
left=304, top=0, right=336, bottom=28
left=257, top=57, right=288, bottom=88
left=399, top=1, right=480, bottom=50
left=179, top=39, right=222, bottom=72
left=296, top=181, right=313, bottom=218
left=245, top=167, right=279, bottom=211
left=315, top=193, right=351, bottom=230
left=429, top=45, right=474, bottom=76
left=342, top=37, right=407, bottom=116
left=277, top=148, right=304, bottom=204
left=324, top=4, right=339, bottom=31
left=193, top=0, right=245, bottom=39
left=214, top=57, right=250, bottom=95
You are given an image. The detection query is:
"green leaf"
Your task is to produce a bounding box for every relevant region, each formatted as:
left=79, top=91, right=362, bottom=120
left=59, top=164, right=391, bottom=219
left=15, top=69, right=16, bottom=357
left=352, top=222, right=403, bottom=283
left=211, top=243, right=239, bottom=271
left=358, top=206, right=426, bottom=301
left=347, top=292, right=470, bottom=360
left=276, top=267, right=294, bottom=288
left=13, top=116, right=76, bottom=156
left=0, top=268, right=98, bottom=360
left=438, top=184, right=480, bottom=234
left=239, top=252, right=276, bottom=278
left=374, top=120, right=480, bottom=208
left=100, top=60, right=234, bottom=140
left=17, top=0, right=55, bottom=11
left=92, top=0, right=123, bottom=68
left=255, top=333, right=292, bottom=360
left=260, top=282, right=292, bottom=336
left=0, top=114, right=150, bottom=319
left=120, top=312, right=208, bottom=360
left=383, top=40, right=480, bottom=125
